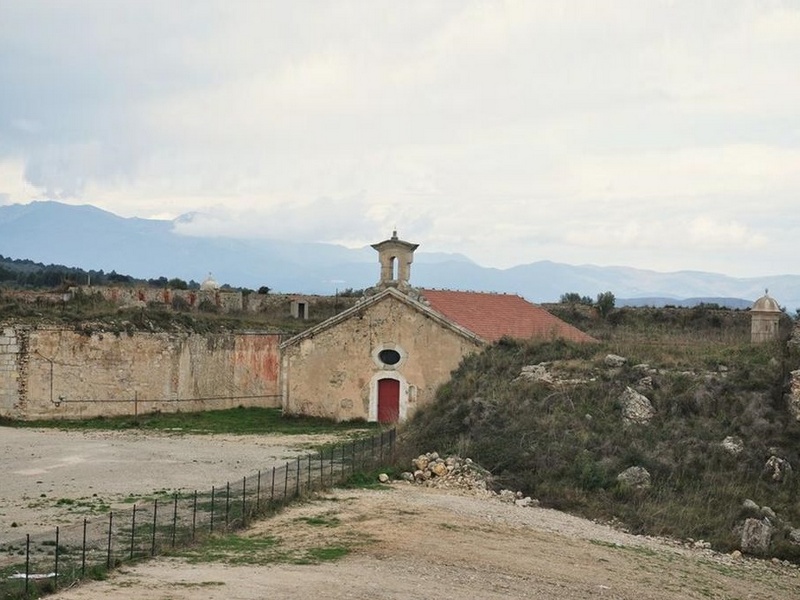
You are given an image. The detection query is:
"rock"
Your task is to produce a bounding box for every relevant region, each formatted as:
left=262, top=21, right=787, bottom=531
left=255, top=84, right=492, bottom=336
left=378, top=473, right=390, bottom=483
left=430, top=462, right=448, bottom=477
left=763, top=456, right=793, bottom=483
left=730, top=550, right=742, bottom=559
left=721, top=436, right=744, bottom=455
left=413, top=455, right=430, bottom=471
left=499, top=489, right=516, bottom=503
left=740, top=518, right=773, bottom=555
left=518, top=363, right=553, bottom=384
left=636, top=376, right=653, bottom=390
left=515, top=497, right=538, bottom=508
left=605, top=354, right=627, bottom=368
left=400, top=471, right=415, bottom=482
left=788, top=529, right=800, bottom=545
left=617, top=466, right=651, bottom=490
left=742, top=499, right=760, bottom=513
left=761, top=506, right=777, bottom=521
left=620, top=387, right=656, bottom=424
left=413, top=469, right=425, bottom=482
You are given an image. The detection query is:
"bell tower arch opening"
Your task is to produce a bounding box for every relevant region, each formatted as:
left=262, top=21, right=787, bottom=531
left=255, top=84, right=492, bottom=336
left=370, top=230, right=419, bottom=292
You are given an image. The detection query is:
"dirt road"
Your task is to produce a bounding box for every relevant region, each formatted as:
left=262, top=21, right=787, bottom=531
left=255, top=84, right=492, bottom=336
left=50, top=485, right=799, bottom=600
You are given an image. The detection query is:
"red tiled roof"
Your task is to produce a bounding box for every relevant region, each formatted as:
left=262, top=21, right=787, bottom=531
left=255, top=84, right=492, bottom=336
left=420, top=289, right=597, bottom=344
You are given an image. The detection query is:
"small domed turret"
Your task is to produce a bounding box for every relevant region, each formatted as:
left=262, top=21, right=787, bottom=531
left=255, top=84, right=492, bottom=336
left=751, top=289, right=781, bottom=343
left=200, top=273, right=220, bottom=291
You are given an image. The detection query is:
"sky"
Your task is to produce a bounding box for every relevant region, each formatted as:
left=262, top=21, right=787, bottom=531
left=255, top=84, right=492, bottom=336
left=1, top=0, right=799, bottom=277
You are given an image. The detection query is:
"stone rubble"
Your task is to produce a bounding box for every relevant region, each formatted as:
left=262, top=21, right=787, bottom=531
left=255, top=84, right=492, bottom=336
left=392, top=452, right=539, bottom=508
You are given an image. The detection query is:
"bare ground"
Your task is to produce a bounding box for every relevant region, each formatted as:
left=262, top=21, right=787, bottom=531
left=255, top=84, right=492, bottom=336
left=0, top=426, right=338, bottom=539
left=2, top=427, right=799, bottom=599
left=51, top=485, right=799, bottom=600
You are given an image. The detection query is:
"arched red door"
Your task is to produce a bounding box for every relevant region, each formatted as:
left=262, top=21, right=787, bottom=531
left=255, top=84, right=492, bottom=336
left=377, top=378, right=400, bottom=423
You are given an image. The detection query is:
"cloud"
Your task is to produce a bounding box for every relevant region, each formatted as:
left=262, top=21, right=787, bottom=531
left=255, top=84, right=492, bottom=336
left=0, top=1, right=799, bottom=277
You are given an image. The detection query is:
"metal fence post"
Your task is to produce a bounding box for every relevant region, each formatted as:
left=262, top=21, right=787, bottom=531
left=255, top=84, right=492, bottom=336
left=225, top=482, right=231, bottom=529
left=241, top=476, right=247, bottom=527
left=54, top=526, right=60, bottom=590
left=283, top=462, right=289, bottom=500
left=256, top=470, right=262, bottom=513
left=130, top=505, right=137, bottom=559
left=308, top=454, right=312, bottom=489
left=295, top=458, right=301, bottom=497
left=25, top=534, right=30, bottom=595
left=192, top=491, right=198, bottom=541
left=210, top=486, right=216, bottom=533
left=151, top=499, right=158, bottom=556
left=107, top=512, right=113, bottom=569
left=172, top=493, right=178, bottom=547
left=271, top=466, right=276, bottom=501
left=82, top=518, right=87, bottom=578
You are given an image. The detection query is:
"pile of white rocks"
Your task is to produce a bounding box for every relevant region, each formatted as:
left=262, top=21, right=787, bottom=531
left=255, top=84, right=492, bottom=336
left=390, top=452, right=539, bottom=507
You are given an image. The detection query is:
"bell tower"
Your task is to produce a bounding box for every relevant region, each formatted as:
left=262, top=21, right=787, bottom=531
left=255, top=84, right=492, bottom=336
left=370, top=230, right=419, bottom=292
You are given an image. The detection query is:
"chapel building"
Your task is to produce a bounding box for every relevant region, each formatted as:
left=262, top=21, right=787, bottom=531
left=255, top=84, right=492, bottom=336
left=280, top=232, right=596, bottom=423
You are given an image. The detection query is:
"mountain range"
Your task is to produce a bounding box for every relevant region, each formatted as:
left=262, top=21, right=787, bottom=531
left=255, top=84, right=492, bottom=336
left=1, top=201, right=799, bottom=311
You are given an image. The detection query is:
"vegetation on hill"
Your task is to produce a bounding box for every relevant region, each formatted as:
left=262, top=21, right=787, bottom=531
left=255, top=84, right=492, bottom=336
left=401, top=308, right=800, bottom=561
left=0, top=254, right=360, bottom=334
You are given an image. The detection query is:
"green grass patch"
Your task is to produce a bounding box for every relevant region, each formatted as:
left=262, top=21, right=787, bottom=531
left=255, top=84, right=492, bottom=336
left=174, top=533, right=353, bottom=566
left=296, top=515, right=341, bottom=527
left=1, top=406, right=380, bottom=436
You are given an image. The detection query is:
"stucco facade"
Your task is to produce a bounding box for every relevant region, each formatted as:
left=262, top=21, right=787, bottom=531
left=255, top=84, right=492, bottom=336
left=281, top=289, right=482, bottom=422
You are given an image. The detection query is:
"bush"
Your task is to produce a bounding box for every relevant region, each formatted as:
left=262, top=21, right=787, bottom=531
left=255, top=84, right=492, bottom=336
left=400, top=329, right=800, bottom=560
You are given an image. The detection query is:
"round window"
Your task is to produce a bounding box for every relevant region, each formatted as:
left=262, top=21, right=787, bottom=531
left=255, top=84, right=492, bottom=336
left=378, top=349, right=401, bottom=366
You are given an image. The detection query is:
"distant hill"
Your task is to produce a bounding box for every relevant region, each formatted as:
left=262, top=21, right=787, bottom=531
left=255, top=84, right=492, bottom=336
left=2, top=201, right=800, bottom=310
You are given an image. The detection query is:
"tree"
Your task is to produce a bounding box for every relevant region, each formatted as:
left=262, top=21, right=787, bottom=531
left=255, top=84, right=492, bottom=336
left=167, top=278, right=189, bottom=290
left=560, top=292, right=593, bottom=305
left=596, top=291, right=616, bottom=318
left=257, top=286, right=271, bottom=295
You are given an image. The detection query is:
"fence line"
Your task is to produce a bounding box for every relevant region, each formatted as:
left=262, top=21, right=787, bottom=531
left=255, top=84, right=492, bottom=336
left=0, top=429, right=396, bottom=600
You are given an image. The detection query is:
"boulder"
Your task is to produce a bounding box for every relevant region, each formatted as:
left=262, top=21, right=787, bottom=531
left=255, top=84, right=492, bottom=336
left=761, top=506, right=777, bottom=521
left=413, top=455, right=430, bottom=471
left=515, top=497, right=539, bottom=508
left=605, top=354, right=627, bottom=368
left=740, top=518, right=773, bottom=555
left=378, top=473, right=390, bottom=483
left=620, top=387, right=656, bottom=424
left=617, top=466, right=651, bottom=490
left=430, top=461, right=448, bottom=477
left=721, top=436, right=744, bottom=456
left=788, top=529, right=800, bottom=545
left=742, top=498, right=760, bottom=513
left=518, top=363, right=553, bottom=384
left=763, top=456, right=793, bottom=483
left=498, top=489, right=516, bottom=503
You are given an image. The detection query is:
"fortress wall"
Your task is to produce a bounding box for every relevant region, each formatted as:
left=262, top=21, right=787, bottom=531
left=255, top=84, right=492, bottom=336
left=0, top=325, right=282, bottom=420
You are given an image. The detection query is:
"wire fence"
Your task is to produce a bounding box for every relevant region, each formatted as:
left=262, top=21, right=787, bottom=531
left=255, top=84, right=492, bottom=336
left=0, top=428, right=396, bottom=600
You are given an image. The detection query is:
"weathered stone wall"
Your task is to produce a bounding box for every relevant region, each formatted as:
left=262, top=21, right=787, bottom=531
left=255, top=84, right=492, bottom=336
left=0, top=326, right=282, bottom=420
left=281, top=295, right=482, bottom=422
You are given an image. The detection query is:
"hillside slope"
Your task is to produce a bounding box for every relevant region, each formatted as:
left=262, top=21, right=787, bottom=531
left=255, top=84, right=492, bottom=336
left=402, top=310, right=800, bottom=560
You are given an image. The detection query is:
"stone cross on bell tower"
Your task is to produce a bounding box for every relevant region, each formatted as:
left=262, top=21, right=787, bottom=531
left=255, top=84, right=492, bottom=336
left=370, top=230, right=419, bottom=292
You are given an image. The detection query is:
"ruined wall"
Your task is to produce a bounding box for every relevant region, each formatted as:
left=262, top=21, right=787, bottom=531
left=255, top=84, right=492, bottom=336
left=281, top=296, right=482, bottom=422
left=0, top=326, right=282, bottom=420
